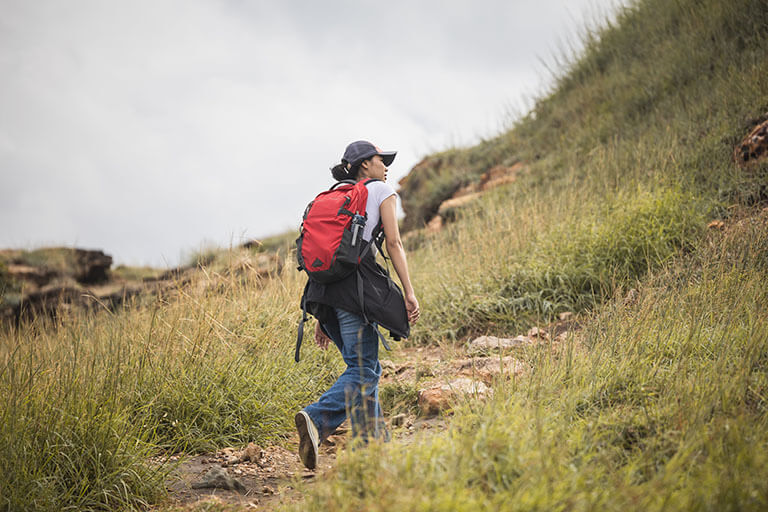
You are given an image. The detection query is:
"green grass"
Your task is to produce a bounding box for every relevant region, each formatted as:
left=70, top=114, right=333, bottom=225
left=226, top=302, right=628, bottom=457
left=380, top=381, right=421, bottom=417
left=112, top=265, right=166, bottom=281
left=292, top=208, right=768, bottom=512
left=0, top=267, right=341, bottom=511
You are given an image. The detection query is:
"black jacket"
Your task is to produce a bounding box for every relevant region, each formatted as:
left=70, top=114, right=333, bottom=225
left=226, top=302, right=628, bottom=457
left=301, top=249, right=410, bottom=343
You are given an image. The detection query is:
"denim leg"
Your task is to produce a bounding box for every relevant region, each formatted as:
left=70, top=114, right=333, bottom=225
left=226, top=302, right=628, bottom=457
left=303, top=308, right=384, bottom=441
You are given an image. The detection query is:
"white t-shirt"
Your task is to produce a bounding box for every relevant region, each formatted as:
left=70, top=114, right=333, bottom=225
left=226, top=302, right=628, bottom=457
left=363, top=180, right=397, bottom=241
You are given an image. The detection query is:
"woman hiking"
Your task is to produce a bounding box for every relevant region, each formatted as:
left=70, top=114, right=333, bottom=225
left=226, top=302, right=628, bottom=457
left=295, top=140, right=420, bottom=470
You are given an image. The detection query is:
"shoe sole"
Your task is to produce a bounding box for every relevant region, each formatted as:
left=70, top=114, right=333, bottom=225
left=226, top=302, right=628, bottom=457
left=295, top=411, right=317, bottom=470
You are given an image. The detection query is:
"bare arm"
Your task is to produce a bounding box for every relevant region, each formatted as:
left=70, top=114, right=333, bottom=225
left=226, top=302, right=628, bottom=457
left=379, top=195, right=420, bottom=323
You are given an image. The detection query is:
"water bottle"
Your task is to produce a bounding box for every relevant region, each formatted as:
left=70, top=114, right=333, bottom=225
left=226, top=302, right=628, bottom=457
left=351, top=214, right=366, bottom=246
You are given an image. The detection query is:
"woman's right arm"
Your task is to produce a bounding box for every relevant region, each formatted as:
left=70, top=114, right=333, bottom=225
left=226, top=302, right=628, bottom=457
left=379, top=195, right=420, bottom=323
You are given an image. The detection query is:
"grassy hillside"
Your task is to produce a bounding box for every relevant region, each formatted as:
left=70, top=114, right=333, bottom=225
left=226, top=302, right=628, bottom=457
left=1, top=0, right=767, bottom=510
left=294, top=0, right=768, bottom=509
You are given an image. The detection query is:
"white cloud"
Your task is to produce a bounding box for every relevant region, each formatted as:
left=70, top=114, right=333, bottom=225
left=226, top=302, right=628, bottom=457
left=0, top=0, right=625, bottom=266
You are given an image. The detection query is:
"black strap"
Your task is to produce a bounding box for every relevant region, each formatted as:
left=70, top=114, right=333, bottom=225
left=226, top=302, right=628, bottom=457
left=295, top=281, right=310, bottom=362
left=371, top=220, right=388, bottom=262
left=330, top=178, right=380, bottom=190
left=330, top=179, right=356, bottom=190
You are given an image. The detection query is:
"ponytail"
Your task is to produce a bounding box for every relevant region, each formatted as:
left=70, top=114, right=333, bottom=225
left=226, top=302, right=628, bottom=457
left=330, top=158, right=364, bottom=181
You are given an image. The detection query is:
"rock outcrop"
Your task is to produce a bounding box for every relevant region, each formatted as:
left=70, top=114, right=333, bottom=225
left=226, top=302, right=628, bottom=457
left=415, top=162, right=527, bottom=234
left=0, top=248, right=127, bottom=322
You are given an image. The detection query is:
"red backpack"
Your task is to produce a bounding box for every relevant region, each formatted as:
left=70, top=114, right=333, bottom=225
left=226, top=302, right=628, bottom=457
left=294, top=178, right=390, bottom=362
left=296, top=179, right=379, bottom=283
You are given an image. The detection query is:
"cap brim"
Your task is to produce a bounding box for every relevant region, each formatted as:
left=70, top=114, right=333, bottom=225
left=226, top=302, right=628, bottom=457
left=379, top=151, right=397, bottom=166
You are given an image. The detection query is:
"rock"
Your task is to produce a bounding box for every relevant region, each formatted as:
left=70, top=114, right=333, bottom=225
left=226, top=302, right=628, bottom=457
left=418, top=388, right=451, bottom=416
left=190, top=467, right=246, bottom=493
left=734, top=114, right=768, bottom=167
left=390, top=413, right=407, bottom=427
left=456, top=356, right=530, bottom=385
left=241, top=239, right=262, bottom=249
left=73, top=249, right=112, bottom=284
left=558, top=312, right=574, bottom=322
left=467, top=335, right=537, bottom=354
left=379, top=359, right=409, bottom=378
left=527, top=326, right=544, bottom=338
left=707, top=220, right=725, bottom=230
left=418, top=378, right=491, bottom=416
left=478, top=163, right=524, bottom=191
left=242, top=442, right=263, bottom=463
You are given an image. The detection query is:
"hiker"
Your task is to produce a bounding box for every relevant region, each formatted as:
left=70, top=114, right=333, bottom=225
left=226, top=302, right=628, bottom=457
left=294, top=140, right=420, bottom=470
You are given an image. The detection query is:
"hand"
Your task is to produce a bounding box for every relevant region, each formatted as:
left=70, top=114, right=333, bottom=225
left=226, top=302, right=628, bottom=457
left=405, top=293, right=420, bottom=323
left=315, top=322, right=331, bottom=350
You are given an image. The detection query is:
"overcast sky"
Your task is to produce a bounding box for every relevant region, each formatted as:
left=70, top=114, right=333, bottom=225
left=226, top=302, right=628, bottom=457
left=0, top=0, right=625, bottom=267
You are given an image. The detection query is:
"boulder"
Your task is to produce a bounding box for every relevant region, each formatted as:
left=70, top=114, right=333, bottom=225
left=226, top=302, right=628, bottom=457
left=73, top=249, right=112, bottom=284
left=418, top=378, right=491, bottom=416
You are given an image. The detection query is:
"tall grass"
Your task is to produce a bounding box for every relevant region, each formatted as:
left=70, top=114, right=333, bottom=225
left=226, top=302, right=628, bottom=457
left=293, top=210, right=768, bottom=512
left=0, top=266, right=340, bottom=511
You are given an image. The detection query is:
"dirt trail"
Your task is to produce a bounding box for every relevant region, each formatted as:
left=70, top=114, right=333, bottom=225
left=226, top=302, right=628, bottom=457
left=159, top=315, right=577, bottom=510
left=160, top=415, right=448, bottom=510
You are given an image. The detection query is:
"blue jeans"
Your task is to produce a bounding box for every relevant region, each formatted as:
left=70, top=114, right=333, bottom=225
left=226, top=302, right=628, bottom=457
left=303, top=308, right=385, bottom=441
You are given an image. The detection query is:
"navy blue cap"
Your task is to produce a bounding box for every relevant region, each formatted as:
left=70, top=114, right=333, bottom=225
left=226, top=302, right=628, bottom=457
left=342, top=140, right=397, bottom=167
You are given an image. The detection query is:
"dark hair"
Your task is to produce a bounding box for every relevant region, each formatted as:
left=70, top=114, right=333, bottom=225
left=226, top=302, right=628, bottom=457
left=330, top=158, right=368, bottom=181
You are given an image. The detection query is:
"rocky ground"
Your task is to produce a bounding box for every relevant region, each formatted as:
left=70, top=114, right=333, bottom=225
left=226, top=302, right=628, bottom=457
left=155, top=312, right=581, bottom=511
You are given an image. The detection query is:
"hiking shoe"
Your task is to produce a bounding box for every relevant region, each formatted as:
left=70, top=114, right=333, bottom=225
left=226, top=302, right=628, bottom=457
left=295, top=410, right=319, bottom=470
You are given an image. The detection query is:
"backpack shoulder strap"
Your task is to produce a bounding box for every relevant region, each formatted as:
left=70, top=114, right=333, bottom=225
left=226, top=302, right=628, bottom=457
left=329, top=179, right=356, bottom=191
